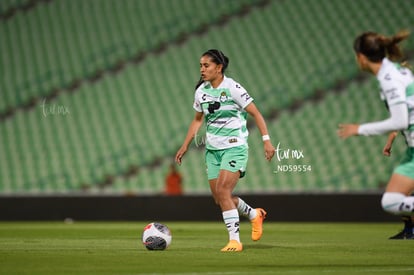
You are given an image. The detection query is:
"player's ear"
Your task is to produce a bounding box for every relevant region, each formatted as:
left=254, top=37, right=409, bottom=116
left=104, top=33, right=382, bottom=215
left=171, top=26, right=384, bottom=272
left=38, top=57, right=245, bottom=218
left=355, top=53, right=367, bottom=69
left=216, top=63, right=223, bottom=73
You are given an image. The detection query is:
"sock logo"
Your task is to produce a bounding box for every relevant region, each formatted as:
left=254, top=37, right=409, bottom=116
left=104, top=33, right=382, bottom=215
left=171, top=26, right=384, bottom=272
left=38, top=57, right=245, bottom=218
left=245, top=206, right=251, bottom=216
left=399, top=202, right=414, bottom=212
left=234, top=222, right=240, bottom=233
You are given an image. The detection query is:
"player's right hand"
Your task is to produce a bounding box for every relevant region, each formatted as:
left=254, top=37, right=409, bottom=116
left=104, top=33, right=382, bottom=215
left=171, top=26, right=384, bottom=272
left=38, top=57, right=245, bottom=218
left=175, top=146, right=187, bottom=165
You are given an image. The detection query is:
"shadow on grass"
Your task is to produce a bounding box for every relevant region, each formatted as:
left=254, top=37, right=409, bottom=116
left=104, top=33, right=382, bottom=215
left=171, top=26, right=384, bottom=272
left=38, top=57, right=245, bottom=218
left=243, top=244, right=276, bottom=250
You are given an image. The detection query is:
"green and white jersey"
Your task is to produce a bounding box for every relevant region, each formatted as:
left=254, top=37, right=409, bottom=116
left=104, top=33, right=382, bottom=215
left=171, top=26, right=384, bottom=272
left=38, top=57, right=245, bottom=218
left=359, top=58, right=414, bottom=146
left=378, top=58, right=414, bottom=147
left=193, top=76, right=253, bottom=150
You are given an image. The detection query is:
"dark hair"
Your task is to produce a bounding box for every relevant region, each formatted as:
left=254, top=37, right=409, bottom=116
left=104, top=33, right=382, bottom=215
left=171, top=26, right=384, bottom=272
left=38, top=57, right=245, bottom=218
left=353, top=30, right=410, bottom=62
left=195, top=49, right=229, bottom=90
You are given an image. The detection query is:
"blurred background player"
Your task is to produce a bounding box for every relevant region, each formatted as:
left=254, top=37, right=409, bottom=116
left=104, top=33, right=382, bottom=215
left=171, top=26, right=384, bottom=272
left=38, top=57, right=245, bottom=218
left=165, top=163, right=183, bottom=196
left=338, top=30, right=414, bottom=239
left=175, top=49, right=275, bottom=251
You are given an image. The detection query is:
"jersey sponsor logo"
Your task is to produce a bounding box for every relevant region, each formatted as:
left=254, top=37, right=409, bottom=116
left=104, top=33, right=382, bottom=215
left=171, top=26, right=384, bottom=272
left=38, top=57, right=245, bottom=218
left=384, top=73, right=392, bottom=81
left=229, top=138, right=238, bottom=143
left=201, top=93, right=215, bottom=102
left=201, top=93, right=220, bottom=103
left=207, top=101, right=221, bottom=113
left=207, top=120, right=226, bottom=125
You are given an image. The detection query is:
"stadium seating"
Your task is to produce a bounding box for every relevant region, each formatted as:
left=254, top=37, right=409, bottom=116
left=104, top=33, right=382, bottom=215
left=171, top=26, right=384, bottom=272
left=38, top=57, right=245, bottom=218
left=1, top=0, right=264, bottom=113
left=0, top=0, right=413, bottom=194
left=243, top=79, right=407, bottom=193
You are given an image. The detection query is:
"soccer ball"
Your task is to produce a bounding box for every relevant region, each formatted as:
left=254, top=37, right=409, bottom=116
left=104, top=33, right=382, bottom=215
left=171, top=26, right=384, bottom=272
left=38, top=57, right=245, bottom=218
left=142, top=222, right=172, bottom=250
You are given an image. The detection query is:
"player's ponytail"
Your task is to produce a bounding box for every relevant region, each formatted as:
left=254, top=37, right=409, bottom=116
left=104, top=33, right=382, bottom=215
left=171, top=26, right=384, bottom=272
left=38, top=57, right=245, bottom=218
left=195, top=77, right=204, bottom=90
left=354, top=30, right=410, bottom=62
left=384, top=30, right=410, bottom=61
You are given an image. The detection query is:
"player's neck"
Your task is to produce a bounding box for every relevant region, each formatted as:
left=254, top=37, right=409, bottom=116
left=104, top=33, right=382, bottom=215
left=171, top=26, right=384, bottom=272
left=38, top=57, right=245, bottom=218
left=369, top=62, right=382, bottom=76
left=211, top=75, right=224, bottom=88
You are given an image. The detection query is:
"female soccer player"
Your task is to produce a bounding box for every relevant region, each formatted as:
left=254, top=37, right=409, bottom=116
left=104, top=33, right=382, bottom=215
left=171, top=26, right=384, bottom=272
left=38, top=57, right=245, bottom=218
left=338, top=30, right=414, bottom=239
left=175, top=49, right=275, bottom=251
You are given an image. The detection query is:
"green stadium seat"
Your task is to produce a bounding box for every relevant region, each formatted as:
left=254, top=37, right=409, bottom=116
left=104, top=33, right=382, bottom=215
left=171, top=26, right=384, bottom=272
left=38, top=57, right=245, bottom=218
left=1, top=0, right=413, bottom=194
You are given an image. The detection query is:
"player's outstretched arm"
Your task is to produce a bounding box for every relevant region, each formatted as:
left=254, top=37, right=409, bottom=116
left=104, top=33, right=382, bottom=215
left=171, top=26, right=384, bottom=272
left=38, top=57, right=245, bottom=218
left=337, top=124, right=359, bottom=139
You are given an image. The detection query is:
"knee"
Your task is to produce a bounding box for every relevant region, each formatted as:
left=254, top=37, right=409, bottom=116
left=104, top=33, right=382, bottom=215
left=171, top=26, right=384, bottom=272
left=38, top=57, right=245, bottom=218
left=214, top=186, right=231, bottom=204
left=211, top=186, right=226, bottom=205
left=381, top=192, right=405, bottom=215
left=215, top=189, right=227, bottom=203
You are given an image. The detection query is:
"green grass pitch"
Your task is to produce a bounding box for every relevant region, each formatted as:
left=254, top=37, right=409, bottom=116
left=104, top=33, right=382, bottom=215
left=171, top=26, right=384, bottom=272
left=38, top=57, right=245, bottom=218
left=0, top=221, right=413, bottom=274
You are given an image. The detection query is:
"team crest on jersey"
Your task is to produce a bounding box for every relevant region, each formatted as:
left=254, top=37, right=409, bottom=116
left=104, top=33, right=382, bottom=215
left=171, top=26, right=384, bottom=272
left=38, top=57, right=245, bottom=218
left=220, top=91, right=228, bottom=102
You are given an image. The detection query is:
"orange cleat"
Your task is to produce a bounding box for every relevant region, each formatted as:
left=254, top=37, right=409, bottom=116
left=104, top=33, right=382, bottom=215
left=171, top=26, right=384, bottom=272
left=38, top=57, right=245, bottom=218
left=220, top=240, right=243, bottom=252
left=251, top=208, right=267, bottom=241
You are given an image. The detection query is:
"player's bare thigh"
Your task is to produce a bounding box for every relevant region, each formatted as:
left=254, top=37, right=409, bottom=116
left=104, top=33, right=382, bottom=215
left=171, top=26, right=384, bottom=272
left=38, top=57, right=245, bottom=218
left=386, top=173, right=414, bottom=195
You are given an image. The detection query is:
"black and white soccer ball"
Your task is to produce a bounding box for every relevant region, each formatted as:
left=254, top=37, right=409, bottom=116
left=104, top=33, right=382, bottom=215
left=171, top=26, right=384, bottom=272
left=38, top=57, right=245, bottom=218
left=142, top=222, right=172, bottom=250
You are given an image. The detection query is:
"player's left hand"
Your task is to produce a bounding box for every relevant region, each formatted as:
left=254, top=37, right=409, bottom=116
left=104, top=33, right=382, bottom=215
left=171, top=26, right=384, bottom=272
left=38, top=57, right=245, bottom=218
left=337, top=124, right=359, bottom=139
left=383, top=144, right=392, bottom=157
left=382, top=131, right=398, bottom=157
